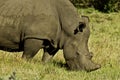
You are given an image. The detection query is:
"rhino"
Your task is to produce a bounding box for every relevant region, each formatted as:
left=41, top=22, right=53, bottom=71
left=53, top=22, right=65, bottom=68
left=0, top=0, right=100, bottom=71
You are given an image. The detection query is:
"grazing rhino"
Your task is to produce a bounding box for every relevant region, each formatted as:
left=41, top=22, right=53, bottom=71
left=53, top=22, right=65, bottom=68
left=0, top=0, right=100, bottom=71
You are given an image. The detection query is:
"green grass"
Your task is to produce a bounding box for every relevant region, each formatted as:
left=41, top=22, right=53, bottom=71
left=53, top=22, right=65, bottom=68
left=0, top=8, right=120, bottom=80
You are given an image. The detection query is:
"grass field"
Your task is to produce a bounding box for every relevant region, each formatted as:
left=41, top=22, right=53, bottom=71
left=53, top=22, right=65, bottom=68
left=0, top=8, right=120, bottom=80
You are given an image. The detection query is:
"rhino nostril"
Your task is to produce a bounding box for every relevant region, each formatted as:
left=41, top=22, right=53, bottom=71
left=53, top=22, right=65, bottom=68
left=76, top=52, right=80, bottom=56
left=89, top=52, right=93, bottom=58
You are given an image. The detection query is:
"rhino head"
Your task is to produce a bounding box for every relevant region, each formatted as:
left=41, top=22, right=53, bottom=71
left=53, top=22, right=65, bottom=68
left=63, top=16, right=100, bottom=71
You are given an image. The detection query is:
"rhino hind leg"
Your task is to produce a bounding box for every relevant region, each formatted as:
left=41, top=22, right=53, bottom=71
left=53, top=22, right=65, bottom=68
left=42, top=46, right=59, bottom=63
left=22, top=39, right=43, bottom=60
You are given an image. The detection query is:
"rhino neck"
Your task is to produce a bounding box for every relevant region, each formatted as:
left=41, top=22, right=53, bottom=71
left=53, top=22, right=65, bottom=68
left=58, top=30, right=71, bottom=49
left=56, top=0, right=80, bottom=35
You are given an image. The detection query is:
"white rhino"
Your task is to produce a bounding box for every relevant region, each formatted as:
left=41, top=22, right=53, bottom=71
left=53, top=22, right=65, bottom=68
left=0, top=0, right=100, bottom=71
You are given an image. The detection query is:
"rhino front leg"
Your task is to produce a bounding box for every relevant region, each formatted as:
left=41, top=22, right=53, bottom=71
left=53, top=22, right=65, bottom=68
left=42, top=47, right=58, bottom=63
left=22, top=39, right=43, bottom=60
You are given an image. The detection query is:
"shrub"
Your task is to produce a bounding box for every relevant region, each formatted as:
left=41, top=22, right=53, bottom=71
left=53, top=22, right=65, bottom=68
left=70, top=0, right=120, bottom=12
left=70, top=0, right=93, bottom=8
left=93, top=0, right=120, bottom=12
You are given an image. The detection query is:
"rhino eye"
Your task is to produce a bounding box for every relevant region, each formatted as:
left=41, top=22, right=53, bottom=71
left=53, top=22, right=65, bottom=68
left=74, top=29, right=79, bottom=34
left=74, top=22, right=86, bottom=35
left=79, top=24, right=85, bottom=32
left=79, top=22, right=86, bottom=32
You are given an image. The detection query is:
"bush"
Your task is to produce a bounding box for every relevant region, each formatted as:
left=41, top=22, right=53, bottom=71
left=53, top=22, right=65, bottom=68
left=70, top=0, right=93, bottom=8
left=70, top=0, right=120, bottom=12
left=93, top=0, right=120, bottom=12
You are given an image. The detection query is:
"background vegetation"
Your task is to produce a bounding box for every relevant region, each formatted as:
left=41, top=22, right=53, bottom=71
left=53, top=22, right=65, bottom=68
left=70, top=0, right=120, bottom=12
left=0, top=8, right=120, bottom=80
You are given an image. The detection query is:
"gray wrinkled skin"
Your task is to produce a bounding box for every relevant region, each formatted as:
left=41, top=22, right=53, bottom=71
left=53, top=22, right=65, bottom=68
left=0, top=0, right=100, bottom=71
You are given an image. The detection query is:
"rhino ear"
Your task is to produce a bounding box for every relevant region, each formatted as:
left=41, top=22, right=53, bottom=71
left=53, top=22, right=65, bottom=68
left=74, top=22, right=86, bottom=34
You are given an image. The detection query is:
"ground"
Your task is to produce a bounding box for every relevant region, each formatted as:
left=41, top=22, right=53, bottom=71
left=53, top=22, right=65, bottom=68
left=0, top=8, right=120, bottom=80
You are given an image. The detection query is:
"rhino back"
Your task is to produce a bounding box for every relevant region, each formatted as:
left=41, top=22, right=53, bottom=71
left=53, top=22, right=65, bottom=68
left=0, top=0, right=61, bottom=48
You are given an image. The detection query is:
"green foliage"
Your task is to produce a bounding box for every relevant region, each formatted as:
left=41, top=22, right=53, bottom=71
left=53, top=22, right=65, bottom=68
left=70, top=0, right=93, bottom=8
left=70, top=0, right=120, bottom=12
left=93, top=0, right=120, bottom=12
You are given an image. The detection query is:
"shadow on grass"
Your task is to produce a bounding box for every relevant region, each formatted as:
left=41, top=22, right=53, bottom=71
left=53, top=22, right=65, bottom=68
left=52, top=60, right=69, bottom=70
left=0, top=78, right=2, bottom=80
